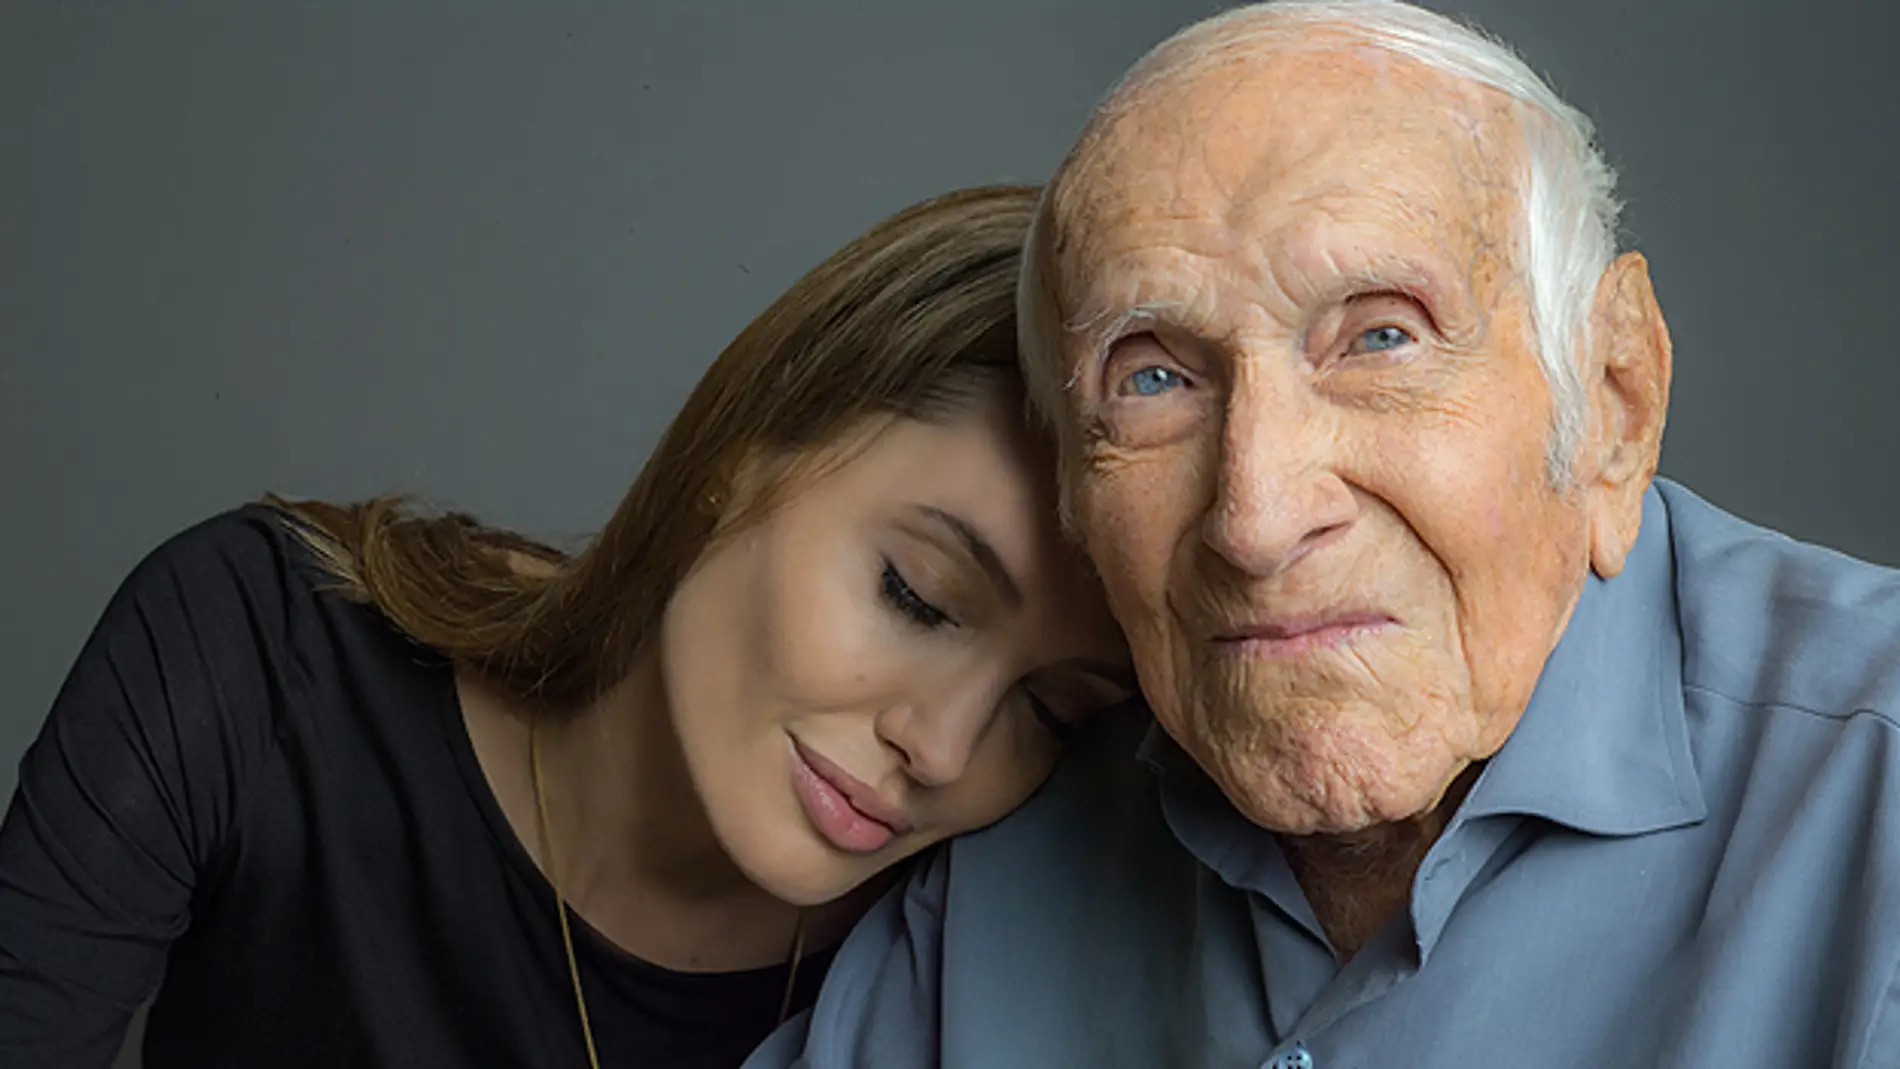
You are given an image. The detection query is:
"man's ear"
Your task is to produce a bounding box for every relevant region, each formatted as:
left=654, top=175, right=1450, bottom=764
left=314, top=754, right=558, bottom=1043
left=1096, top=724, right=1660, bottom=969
left=1583, top=251, right=1673, bottom=578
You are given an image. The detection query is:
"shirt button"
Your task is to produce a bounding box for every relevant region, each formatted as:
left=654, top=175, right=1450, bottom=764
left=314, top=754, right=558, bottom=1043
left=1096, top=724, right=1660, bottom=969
left=1263, top=1043, right=1314, bottom=1069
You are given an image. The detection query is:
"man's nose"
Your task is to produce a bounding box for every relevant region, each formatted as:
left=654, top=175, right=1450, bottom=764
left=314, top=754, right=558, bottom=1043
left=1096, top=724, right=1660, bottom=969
left=1199, top=371, right=1359, bottom=577
left=872, top=685, right=993, bottom=788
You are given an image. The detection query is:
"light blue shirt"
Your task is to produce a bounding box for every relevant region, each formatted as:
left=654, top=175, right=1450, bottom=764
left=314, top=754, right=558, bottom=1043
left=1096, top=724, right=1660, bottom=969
left=748, top=480, right=1900, bottom=1068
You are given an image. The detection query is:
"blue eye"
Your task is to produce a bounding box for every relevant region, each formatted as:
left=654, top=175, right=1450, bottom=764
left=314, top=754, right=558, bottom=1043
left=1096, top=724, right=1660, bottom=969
left=1122, top=365, right=1185, bottom=397
left=1355, top=325, right=1414, bottom=353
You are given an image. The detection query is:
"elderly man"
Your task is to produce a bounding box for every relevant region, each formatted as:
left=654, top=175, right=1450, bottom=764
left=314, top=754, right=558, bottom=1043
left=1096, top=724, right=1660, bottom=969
left=748, top=2, right=1900, bottom=1067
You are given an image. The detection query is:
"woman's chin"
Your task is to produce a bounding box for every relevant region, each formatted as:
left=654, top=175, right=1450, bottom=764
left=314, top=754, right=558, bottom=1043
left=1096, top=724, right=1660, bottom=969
left=724, top=823, right=869, bottom=907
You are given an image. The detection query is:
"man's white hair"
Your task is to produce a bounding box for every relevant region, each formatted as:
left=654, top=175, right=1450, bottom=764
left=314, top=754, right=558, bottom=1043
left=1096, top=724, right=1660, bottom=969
left=1020, top=0, right=1621, bottom=484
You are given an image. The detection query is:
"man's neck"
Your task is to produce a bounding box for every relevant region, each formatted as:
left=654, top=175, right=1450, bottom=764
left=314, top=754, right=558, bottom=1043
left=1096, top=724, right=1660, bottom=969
left=1279, top=762, right=1482, bottom=963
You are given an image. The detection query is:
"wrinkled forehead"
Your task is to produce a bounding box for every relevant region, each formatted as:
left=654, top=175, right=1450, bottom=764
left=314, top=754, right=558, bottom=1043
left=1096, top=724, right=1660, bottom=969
left=1049, top=44, right=1527, bottom=322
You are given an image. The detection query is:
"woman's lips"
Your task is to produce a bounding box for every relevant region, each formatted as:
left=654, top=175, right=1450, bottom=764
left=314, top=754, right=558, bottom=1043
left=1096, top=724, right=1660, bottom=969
left=788, top=738, right=908, bottom=855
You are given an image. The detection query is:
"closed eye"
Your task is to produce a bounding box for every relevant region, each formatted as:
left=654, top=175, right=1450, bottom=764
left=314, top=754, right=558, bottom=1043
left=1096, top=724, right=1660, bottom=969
left=881, top=561, right=953, bottom=629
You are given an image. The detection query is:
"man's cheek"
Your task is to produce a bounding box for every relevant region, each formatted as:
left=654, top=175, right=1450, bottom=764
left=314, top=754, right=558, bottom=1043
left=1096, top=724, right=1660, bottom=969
left=1078, top=496, right=1166, bottom=605
left=1079, top=446, right=1198, bottom=534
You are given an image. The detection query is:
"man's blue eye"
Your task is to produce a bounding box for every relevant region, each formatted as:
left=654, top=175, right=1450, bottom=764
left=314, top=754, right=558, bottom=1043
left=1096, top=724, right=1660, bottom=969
left=1123, top=366, right=1184, bottom=396
left=1357, top=325, right=1414, bottom=353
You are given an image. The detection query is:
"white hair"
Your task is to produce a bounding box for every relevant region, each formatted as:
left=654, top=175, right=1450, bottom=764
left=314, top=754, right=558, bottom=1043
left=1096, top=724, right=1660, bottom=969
left=1021, top=0, right=1621, bottom=484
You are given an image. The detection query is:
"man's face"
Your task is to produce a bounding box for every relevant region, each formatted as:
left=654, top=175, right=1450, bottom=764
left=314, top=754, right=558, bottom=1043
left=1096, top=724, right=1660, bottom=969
left=1049, top=49, right=1612, bottom=835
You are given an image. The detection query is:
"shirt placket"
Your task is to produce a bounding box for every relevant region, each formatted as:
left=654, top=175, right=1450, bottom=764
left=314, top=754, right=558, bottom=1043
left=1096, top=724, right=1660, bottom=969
left=1247, top=815, right=1530, bottom=1069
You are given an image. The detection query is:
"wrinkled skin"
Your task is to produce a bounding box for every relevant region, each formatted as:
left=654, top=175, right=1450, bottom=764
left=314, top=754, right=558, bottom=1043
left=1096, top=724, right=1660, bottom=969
left=1040, top=36, right=1672, bottom=950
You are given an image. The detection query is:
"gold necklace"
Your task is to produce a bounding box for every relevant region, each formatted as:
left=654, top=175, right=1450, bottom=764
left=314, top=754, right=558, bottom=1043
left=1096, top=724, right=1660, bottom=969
left=529, top=720, right=809, bottom=1069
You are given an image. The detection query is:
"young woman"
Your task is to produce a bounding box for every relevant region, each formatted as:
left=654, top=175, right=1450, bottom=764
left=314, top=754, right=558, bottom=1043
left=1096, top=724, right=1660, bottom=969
left=0, top=186, right=1132, bottom=1069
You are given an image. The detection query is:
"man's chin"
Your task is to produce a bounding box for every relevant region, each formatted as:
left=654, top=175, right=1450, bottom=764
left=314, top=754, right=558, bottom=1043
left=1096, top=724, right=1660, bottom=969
left=1232, top=796, right=1387, bottom=838
left=1212, top=762, right=1448, bottom=839
left=1177, top=689, right=1478, bottom=836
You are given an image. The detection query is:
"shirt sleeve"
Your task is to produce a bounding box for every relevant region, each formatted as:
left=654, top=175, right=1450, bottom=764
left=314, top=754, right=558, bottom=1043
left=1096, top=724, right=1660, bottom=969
left=0, top=511, right=299, bottom=1067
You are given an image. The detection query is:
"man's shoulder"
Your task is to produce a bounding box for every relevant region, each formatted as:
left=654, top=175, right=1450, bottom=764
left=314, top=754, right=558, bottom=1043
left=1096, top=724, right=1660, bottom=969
left=924, top=699, right=1207, bottom=936
left=954, top=699, right=1171, bottom=866
left=748, top=703, right=1203, bottom=1069
left=1660, top=479, right=1900, bottom=723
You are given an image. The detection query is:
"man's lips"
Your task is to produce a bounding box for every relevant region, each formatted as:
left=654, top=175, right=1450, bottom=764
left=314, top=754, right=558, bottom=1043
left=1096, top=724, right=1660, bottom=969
left=790, top=740, right=912, bottom=835
left=1213, top=611, right=1398, bottom=656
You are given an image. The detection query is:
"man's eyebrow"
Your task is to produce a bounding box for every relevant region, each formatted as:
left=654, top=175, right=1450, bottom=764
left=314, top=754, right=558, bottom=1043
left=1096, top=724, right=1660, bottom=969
left=1059, top=299, right=1191, bottom=395
left=1072, top=300, right=1181, bottom=349
left=913, top=505, right=1022, bottom=607
left=1267, top=231, right=1483, bottom=321
left=1301, top=260, right=1446, bottom=308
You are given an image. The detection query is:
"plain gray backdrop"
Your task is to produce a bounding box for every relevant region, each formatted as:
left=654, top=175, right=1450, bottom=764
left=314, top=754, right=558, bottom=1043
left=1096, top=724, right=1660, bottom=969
left=2, top=2, right=1895, bottom=1066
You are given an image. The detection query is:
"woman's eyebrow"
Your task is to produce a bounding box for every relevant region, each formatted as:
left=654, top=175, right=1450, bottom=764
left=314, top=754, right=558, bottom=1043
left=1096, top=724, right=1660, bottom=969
left=907, top=505, right=1022, bottom=608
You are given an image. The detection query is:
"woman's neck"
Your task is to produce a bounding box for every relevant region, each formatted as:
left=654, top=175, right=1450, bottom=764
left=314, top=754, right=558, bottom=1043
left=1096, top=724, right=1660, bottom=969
left=462, top=657, right=849, bottom=972
left=544, top=658, right=749, bottom=901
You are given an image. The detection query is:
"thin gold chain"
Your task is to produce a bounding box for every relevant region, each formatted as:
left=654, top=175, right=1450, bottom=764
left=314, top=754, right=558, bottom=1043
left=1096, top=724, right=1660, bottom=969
left=528, top=720, right=809, bottom=1069
left=777, top=901, right=809, bottom=1024
left=530, top=721, right=603, bottom=1069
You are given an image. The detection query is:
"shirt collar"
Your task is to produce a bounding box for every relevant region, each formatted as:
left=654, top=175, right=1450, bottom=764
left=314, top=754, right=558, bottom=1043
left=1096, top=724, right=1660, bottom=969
left=1457, top=481, right=1706, bottom=836
left=1139, top=481, right=1706, bottom=846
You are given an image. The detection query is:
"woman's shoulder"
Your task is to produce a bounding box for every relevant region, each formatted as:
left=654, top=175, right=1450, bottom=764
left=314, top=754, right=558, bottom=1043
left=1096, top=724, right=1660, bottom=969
left=109, top=503, right=307, bottom=635
left=125, top=502, right=317, bottom=596
left=79, top=504, right=464, bottom=851
left=107, top=502, right=436, bottom=708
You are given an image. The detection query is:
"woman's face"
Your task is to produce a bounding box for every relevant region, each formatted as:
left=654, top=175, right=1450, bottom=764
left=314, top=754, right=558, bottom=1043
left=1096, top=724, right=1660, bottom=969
left=660, top=390, right=1133, bottom=905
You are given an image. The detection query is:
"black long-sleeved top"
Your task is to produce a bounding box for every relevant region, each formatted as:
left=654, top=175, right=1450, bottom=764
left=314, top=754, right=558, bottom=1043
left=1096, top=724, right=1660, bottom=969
left=0, top=507, right=828, bottom=1067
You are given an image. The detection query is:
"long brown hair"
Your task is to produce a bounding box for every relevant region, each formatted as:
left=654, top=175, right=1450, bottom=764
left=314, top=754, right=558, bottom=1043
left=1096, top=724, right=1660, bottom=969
left=270, top=184, right=1040, bottom=710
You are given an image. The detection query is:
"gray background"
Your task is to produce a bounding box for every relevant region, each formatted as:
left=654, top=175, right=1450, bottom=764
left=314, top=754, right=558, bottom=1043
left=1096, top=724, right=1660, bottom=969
left=1, top=2, right=1894, bottom=1065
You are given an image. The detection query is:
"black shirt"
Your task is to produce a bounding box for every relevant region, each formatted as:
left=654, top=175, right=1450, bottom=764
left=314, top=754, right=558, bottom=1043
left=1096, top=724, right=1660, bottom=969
left=0, top=507, right=831, bottom=1068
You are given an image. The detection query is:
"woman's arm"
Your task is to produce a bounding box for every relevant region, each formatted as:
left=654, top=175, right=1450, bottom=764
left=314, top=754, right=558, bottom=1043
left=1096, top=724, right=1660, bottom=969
left=0, top=513, right=292, bottom=1067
